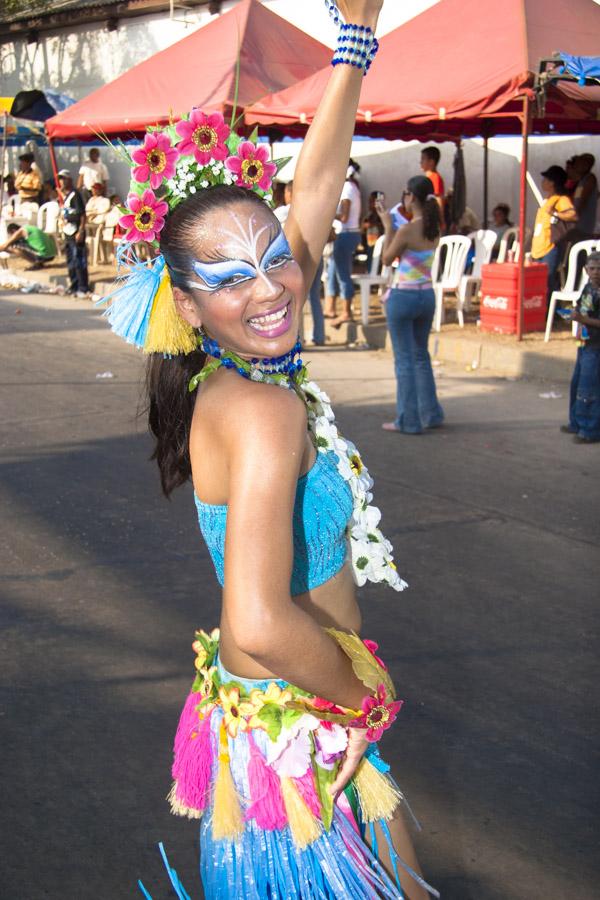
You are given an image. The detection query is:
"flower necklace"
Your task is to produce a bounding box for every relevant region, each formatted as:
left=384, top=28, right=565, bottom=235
left=189, top=334, right=407, bottom=593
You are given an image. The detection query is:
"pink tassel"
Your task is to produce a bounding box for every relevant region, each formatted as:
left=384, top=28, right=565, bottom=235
left=293, top=767, right=322, bottom=818
left=245, top=733, right=288, bottom=830
left=172, top=700, right=214, bottom=812
left=173, top=691, right=202, bottom=763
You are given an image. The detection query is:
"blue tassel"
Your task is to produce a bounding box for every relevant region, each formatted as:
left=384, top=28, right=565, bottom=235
left=96, top=244, right=164, bottom=349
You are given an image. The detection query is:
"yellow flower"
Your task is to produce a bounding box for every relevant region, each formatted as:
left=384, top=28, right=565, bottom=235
left=193, top=645, right=208, bottom=669
left=218, top=686, right=258, bottom=738
left=349, top=452, right=363, bottom=476
left=245, top=683, right=294, bottom=730
left=198, top=665, right=217, bottom=698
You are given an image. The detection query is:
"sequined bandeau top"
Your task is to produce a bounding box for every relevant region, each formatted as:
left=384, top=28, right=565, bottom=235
left=194, top=449, right=354, bottom=596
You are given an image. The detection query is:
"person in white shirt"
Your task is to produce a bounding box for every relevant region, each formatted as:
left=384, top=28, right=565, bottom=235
left=324, top=159, right=362, bottom=324
left=77, top=148, right=109, bottom=203
left=85, top=182, right=111, bottom=224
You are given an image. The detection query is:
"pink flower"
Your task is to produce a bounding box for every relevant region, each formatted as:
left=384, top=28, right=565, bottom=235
left=362, top=638, right=388, bottom=671
left=120, top=189, right=168, bottom=243
left=175, top=109, right=230, bottom=166
left=131, top=132, right=179, bottom=190
left=350, top=684, right=403, bottom=743
left=225, top=141, right=277, bottom=191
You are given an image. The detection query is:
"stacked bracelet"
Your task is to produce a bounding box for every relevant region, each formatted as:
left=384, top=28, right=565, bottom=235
left=325, top=1, right=379, bottom=76
left=332, top=23, right=379, bottom=75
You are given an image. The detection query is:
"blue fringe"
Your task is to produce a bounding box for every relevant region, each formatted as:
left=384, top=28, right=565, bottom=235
left=96, top=244, right=164, bottom=349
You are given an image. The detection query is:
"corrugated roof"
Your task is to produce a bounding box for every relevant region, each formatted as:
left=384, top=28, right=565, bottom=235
left=0, top=0, right=211, bottom=28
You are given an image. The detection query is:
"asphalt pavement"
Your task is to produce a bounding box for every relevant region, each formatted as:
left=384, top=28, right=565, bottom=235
left=1, top=291, right=598, bottom=900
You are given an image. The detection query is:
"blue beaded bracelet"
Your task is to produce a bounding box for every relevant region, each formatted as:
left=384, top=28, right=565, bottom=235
left=325, top=2, right=379, bottom=75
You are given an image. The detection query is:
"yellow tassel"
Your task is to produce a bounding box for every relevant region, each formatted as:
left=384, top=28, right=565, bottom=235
left=144, top=268, right=196, bottom=355
left=280, top=777, right=322, bottom=849
left=353, top=757, right=403, bottom=823
left=212, top=722, right=244, bottom=841
left=166, top=781, right=202, bottom=820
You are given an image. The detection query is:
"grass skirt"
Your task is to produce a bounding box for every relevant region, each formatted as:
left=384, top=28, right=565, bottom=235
left=139, top=633, right=438, bottom=899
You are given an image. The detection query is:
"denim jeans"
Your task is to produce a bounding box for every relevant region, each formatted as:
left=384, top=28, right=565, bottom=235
left=532, top=245, right=561, bottom=303
left=385, top=287, right=444, bottom=433
left=65, top=237, right=89, bottom=292
left=326, top=231, right=360, bottom=300
left=308, top=259, right=325, bottom=344
left=569, top=345, right=600, bottom=440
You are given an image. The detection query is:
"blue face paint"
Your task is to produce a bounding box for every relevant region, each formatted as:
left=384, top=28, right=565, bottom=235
left=189, top=228, right=293, bottom=293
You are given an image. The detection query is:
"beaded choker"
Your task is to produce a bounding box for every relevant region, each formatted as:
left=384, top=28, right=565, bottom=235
left=189, top=332, right=306, bottom=392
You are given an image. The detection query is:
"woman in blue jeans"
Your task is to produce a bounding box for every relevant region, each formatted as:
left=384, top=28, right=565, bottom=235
left=376, top=176, right=444, bottom=433
left=325, top=159, right=362, bottom=323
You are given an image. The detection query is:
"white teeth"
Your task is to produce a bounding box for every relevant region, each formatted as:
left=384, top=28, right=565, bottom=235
left=249, top=304, right=288, bottom=329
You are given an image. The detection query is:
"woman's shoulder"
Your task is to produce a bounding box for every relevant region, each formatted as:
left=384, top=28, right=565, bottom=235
left=197, top=372, right=307, bottom=446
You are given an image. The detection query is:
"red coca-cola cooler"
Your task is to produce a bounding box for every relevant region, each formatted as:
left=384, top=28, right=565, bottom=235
left=480, top=263, right=547, bottom=334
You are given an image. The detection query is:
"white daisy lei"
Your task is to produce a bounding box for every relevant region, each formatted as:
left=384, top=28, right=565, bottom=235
left=298, top=378, right=407, bottom=592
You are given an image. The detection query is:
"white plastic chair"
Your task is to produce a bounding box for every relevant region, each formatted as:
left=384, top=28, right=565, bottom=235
left=431, top=235, right=471, bottom=331
left=351, top=234, right=391, bottom=325
left=544, top=240, right=599, bottom=342
left=457, top=229, right=497, bottom=326
left=37, top=201, right=60, bottom=234
left=19, top=201, right=39, bottom=222
left=496, top=226, right=520, bottom=263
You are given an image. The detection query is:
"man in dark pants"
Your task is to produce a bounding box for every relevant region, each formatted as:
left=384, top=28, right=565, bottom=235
left=58, top=169, right=89, bottom=296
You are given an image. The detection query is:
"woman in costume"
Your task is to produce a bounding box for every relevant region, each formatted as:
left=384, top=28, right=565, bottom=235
left=104, top=2, right=437, bottom=897
left=377, top=177, right=444, bottom=435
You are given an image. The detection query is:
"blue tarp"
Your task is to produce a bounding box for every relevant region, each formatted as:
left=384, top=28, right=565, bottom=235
left=560, top=53, right=600, bottom=86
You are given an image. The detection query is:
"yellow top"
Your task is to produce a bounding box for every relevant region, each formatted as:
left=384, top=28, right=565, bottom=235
left=531, top=194, right=575, bottom=259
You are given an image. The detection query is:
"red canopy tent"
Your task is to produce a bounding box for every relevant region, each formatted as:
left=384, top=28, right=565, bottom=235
left=44, top=0, right=331, bottom=142
left=245, top=0, right=600, bottom=339
left=245, top=0, right=600, bottom=139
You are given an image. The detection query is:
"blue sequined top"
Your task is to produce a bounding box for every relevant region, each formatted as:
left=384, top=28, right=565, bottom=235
left=194, top=449, right=354, bottom=596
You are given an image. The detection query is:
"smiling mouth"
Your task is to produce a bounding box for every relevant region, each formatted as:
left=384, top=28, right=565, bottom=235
left=247, top=301, right=290, bottom=332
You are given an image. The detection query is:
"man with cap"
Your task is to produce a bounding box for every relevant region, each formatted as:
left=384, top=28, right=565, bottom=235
left=58, top=169, right=89, bottom=296
left=14, top=153, right=42, bottom=204
left=531, top=165, right=577, bottom=303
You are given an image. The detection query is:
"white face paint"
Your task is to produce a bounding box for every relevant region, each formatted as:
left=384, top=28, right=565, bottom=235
left=187, top=211, right=293, bottom=295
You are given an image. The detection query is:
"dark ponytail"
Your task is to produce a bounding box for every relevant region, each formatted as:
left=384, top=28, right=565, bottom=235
left=407, top=175, right=441, bottom=242
left=146, top=184, right=268, bottom=497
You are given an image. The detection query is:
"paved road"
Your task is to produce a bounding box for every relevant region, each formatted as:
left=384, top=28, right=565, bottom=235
left=1, top=291, right=598, bottom=900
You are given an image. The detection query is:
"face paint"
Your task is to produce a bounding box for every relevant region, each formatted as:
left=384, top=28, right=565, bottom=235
left=187, top=213, right=293, bottom=294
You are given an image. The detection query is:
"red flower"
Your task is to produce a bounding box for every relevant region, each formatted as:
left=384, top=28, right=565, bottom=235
left=131, top=132, right=179, bottom=190
left=363, top=638, right=388, bottom=671
left=120, top=189, right=168, bottom=243
left=175, top=109, right=230, bottom=166
left=350, top=684, right=403, bottom=743
left=225, top=141, right=277, bottom=191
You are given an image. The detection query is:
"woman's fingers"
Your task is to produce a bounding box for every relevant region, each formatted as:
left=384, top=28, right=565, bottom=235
left=328, top=729, right=370, bottom=795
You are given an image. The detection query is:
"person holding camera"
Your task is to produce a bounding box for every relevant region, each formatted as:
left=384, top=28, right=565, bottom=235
left=58, top=169, right=89, bottom=297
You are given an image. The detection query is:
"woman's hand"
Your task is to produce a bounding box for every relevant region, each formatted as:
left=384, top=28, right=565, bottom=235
left=328, top=727, right=370, bottom=796
left=375, top=199, right=392, bottom=230
left=336, top=0, right=384, bottom=29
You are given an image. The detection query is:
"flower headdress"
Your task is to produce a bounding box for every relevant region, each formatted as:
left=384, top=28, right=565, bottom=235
left=99, top=111, right=289, bottom=356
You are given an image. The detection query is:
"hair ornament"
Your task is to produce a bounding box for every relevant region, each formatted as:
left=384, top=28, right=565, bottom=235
left=98, top=109, right=290, bottom=356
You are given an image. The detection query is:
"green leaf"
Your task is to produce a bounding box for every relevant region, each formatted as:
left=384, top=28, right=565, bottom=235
left=274, top=156, right=292, bottom=175
left=356, top=556, right=369, bottom=570
left=247, top=125, right=259, bottom=144
left=257, top=703, right=283, bottom=741
left=281, top=708, right=303, bottom=729
left=313, top=762, right=335, bottom=831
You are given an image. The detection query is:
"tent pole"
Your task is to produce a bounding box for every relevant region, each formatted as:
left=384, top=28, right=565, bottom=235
left=0, top=112, right=7, bottom=188
left=517, top=97, right=530, bottom=342
left=483, top=133, right=489, bottom=227
left=47, top=135, right=63, bottom=203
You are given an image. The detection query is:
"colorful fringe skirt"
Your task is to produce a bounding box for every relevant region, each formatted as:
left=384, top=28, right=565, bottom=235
left=139, top=630, right=437, bottom=899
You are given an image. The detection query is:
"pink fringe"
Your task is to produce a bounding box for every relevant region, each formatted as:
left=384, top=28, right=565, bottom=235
left=293, top=767, right=321, bottom=818
left=245, top=733, right=288, bottom=830
left=172, top=693, right=214, bottom=811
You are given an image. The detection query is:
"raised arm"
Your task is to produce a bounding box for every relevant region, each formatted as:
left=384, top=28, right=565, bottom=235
left=284, top=0, right=383, bottom=288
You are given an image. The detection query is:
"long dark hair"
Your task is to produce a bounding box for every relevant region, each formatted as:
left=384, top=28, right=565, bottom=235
left=407, top=175, right=441, bottom=241
left=148, top=185, right=268, bottom=497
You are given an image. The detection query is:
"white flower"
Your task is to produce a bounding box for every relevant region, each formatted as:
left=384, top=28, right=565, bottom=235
left=351, top=504, right=382, bottom=537
left=302, top=381, right=334, bottom=422
left=314, top=723, right=348, bottom=770
left=201, top=180, right=209, bottom=188
left=189, top=185, right=196, bottom=194
left=312, top=416, right=335, bottom=452
left=264, top=714, right=319, bottom=778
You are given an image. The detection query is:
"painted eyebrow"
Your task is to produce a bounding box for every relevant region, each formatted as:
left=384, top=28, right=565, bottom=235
left=190, top=226, right=290, bottom=289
